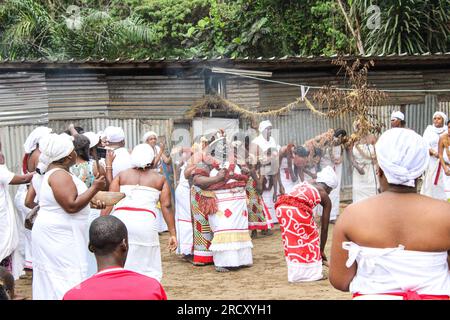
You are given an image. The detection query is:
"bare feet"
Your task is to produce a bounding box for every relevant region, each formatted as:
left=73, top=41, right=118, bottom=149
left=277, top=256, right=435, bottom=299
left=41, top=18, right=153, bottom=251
left=250, top=230, right=257, bottom=239
left=260, top=229, right=274, bottom=237
left=215, top=266, right=231, bottom=273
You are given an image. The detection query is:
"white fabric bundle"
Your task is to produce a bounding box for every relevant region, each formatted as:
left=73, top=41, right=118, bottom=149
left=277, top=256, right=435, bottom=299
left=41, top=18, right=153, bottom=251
left=131, top=143, right=155, bottom=169
left=83, top=132, right=101, bottom=149
left=376, top=128, right=430, bottom=187
left=391, top=111, right=405, bottom=121
left=103, top=126, right=125, bottom=143
left=23, top=127, right=52, bottom=154
left=316, top=165, right=338, bottom=189
left=37, top=133, right=74, bottom=173
left=258, top=120, right=272, bottom=133
left=142, top=131, right=158, bottom=143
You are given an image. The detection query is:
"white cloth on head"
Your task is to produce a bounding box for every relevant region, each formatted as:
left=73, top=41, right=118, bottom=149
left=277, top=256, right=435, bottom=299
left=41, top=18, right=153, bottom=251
left=258, top=120, right=272, bottom=133
left=82, top=132, right=101, bottom=149
left=316, top=165, right=338, bottom=189
left=111, top=147, right=132, bottom=178
left=391, top=111, right=405, bottom=121
left=142, top=131, right=158, bottom=143
left=23, top=127, right=52, bottom=154
left=103, top=126, right=125, bottom=143
left=376, top=128, right=429, bottom=187
left=37, top=134, right=74, bottom=174
left=131, top=144, right=155, bottom=169
left=433, top=111, right=447, bottom=125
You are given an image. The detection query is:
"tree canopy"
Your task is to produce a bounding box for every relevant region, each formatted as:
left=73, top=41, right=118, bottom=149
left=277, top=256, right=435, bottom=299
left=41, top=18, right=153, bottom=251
left=0, top=0, right=449, bottom=59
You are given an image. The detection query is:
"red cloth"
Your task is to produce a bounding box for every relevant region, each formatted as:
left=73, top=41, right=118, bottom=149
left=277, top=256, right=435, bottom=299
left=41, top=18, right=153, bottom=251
left=63, top=267, right=167, bottom=300
left=353, top=291, right=449, bottom=300
left=275, top=182, right=322, bottom=263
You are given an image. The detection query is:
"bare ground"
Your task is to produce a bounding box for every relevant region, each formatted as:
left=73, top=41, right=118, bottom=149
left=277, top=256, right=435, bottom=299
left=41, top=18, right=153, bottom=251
left=15, top=212, right=350, bottom=300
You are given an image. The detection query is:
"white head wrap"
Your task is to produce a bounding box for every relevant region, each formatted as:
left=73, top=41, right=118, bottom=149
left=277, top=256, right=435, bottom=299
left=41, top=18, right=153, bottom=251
left=83, top=132, right=101, bottom=149
left=391, top=111, right=405, bottom=121
left=316, top=166, right=338, bottom=189
left=131, top=144, right=155, bottom=169
left=433, top=111, right=447, bottom=128
left=142, top=131, right=158, bottom=143
left=258, top=120, right=272, bottom=133
left=23, top=127, right=52, bottom=154
left=376, top=128, right=430, bottom=187
left=103, top=126, right=125, bottom=143
left=37, top=133, right=75, bottom=174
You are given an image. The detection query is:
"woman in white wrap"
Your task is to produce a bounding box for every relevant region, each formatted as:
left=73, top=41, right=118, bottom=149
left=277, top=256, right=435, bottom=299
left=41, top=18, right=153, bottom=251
left=421, top=111, right=448, bottom=200
left=32, top=134, right=106, bottom=300
left=0, top=157, right=34, bottom=280
left=174, top=149, right=193, bottom=257
left=106, top=144, right=177, bottom=281
left=330, top=128, right=450, bottom=300
left=349, top=133, right=378, bottom=203
left=14, top=126, right=51, bottom=273
left=143, top=131, right=172, bottom=233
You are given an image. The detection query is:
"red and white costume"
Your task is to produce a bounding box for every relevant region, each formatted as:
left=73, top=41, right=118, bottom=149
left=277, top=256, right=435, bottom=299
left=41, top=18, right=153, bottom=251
left=208, top=163, right=253, bottom=268
left=275, top=182, right=323, bottom=282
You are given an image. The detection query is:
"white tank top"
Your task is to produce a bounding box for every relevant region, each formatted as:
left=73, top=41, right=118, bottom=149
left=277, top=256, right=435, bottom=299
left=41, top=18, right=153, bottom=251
left=39, top=168, right=90, bottom=219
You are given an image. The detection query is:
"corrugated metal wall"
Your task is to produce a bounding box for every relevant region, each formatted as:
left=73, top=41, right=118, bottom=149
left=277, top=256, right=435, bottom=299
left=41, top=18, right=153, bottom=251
left=226, top=77, right=260, bottom=110
left=0, top=73, right=49, bottom=125
left=46, top=73, right=109, bottom=120
left=107, top=75, right=205, bottom=119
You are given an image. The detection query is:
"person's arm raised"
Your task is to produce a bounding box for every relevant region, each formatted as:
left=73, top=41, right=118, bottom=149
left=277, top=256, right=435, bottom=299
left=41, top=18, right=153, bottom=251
left=329, top=208, right=357, bottom=292
left=49, top=170, right=105, bottom=214
left=160, top=178, right=177, bottom=252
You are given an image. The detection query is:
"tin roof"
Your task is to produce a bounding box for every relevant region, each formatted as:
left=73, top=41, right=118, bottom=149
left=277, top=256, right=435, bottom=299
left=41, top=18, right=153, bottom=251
left=0, top=52, right=449, bottom=71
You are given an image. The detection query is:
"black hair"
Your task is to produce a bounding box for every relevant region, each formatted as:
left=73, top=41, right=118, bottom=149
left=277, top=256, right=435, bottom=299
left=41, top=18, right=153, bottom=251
left=89, top=216, right=128, bottom=256
left=333, top=129, right=347, bottom=138
left=313, top=147, right=323, bottom=157
left=64, top=127, right=84, bottom=136
left=294, top=146, right=309, bottom=157
left=73, top=135, right=90, bottom=162
left=447, top=119, right=450, bottom=125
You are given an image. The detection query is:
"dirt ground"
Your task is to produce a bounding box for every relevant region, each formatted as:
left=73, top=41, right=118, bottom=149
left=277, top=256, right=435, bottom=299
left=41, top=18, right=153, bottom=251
left=14, top=207, right=350, bottom=300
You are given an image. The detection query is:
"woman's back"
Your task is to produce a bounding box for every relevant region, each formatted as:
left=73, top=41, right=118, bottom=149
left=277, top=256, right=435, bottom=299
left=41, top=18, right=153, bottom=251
left=118, top=167, right=165, bottom=190
left=341, top=192, right=450, bottom=252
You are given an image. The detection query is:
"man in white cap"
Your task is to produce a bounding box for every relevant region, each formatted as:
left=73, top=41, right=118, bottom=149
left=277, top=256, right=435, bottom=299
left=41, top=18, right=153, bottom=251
left=274, top=165, right=336, bottom=282
left=330, top=128, right=450, bottom=300
left=390, top=111, right=406, bottom=128
left=102, top=126, right=132, bottom=183
left=251, top=120, right=281, bottom=225
left=421, top=111, right=448, bottom=200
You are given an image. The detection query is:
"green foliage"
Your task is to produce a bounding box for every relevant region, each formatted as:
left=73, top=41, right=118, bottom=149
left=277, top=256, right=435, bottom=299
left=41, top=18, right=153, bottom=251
left=350, top=0, right=450, bottom=54
left=0, top=0, right=448, bottom=59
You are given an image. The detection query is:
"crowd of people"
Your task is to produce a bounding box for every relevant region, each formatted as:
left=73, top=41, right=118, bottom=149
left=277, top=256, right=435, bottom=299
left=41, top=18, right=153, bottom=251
left=0, top=109, right=449, bottom=300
